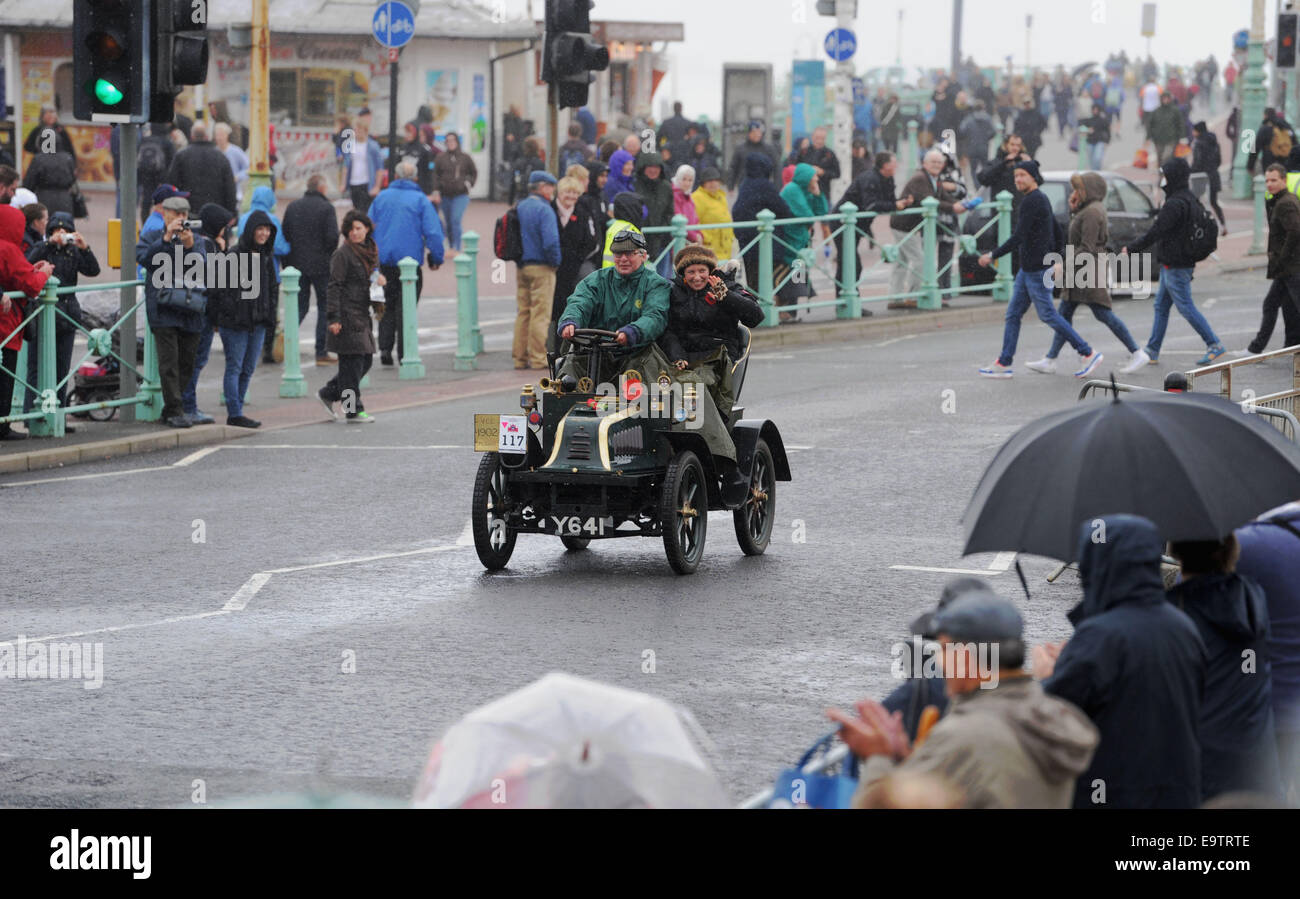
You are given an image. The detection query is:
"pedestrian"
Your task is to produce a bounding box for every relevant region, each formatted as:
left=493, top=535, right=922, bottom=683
left=603, top=147, right=637, bottom=207
left=830, top=592, right=1100, bottom=809
left=181, top=202, right=236, bottom=427
left=876, top=92, right=902, bottom=154
left=213, top=122, right=249, bottom=205
left=23, top=212, right=99, bottom=425
left=135, top=123, right=175, bottom=223
left=836, top=151, right=907, bottom=288
left=341, top=115, right=383, bottom=213
left=634, top=152, right=674, bottom=278
left=796, top=126, right=841, bottom=200
left=212, top=209, right=278, bottom=429
left=849, top=138, right=870, bottom=181
left=513, top=170, right=561, bottom=369
left=658, top=101, right=693, bottom=147
left=21, top=203, right=46, bottom=256
left=282, top=174, right=341, bottom=366
left=318, top=210, right=382, bottom=424
left=0, top=205, right=53, bottom=439
left=1053, top=75, right=1074, bottom=137
left=21, top=136, right=77, bottom=218
left=1036, top=515, right=1207, bottom=809
left=601, top=191, right=645, bottom=268
left=726, top=120, right=780, bottom=190
left=0, top=165, right=19, bottom=204
left=134, top=194, right=208, bottom=429
left=581, top=160, right=610, bottom=223
left=1145, top=92, right=1186, bottom=167
left=164, top=120, right=237, bottom=217
left=1026, top=173, right=1148, bottom=376
left=731, top=153, right=793, bottom=291
left=141, top=184, right=187, bottom=242
left=391, top=121, right=437, bottom=199
left=238, top=185, right=291, bottom=364
left=777, top=163, right=827, bottom=323
left=502, top=104, right=530, bottom=165
left=957, top=101, right=997, bottom=182
left=1139, top=77, right=1161, bottom=125
left=670, top=165, right=704, bottom=244
left=369, top=160, right=445, bottom=366
left=1191, top=121, right=1227, bottom=233
left=557, top=122, right=593, bottom=172
left=432, top=132, right=477, bottom=252
left=1103, top=74, right=1125, bottom=131
left=927, top=77, right=961, bottom=146
left=692, top=166, right=734, bottom=262
left=687, top=130, right=721, bottom=174
left=509, top=136, right=546, bottom=206
left=1167, top=535, right=1284, bottom=802
left=1236, top=501, right=1300, bottom=803
left=891, top=150, right=965, bottom=308
left=977, top=159, right=1102, bottom=379
left=1122, top=158, right=1226, bottom=366
left=1014, top=99, right=1047, bottom=159
left=21, top=105, right=76, bottom=162
left=1249, top=164, right=1300, bottom=354
left=1079, top=103, right=1112, bottom=171
left=550, top=175, right=602, bottom=353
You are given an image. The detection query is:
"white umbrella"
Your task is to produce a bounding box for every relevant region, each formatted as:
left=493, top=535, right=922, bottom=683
left=412, top=672, right=729, bottom=809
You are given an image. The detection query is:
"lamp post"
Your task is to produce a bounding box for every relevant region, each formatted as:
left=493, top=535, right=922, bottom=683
left=1235, top=0, right=1267, bottom=199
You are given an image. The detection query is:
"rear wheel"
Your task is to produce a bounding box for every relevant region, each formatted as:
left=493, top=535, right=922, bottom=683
left=472, top=453, right=517, bottom=570
left=660, top=450, right=707, bottom=574
left=734, top=439, right=775, bottom=555
left=559, top=536, right=590, bottom=551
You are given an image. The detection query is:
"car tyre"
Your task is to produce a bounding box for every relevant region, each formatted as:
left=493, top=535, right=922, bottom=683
left=733, top=439, right=775, bottom=555
left=660, top=450, right=707, bottom=575
left=559, top=535, right=591, bottom=551
left=472, top=452, right=517, bottom=570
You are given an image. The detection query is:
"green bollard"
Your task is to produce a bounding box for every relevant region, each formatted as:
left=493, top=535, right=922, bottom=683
left=27, top=277, right=62, bottom=437
left=138, top=297, right=162, bottom=421
left=837, top=202, right=862, bottom=318
left=397, top=256, right=425, bottom=379
left=1249, top=174, right=1267, bottom=256
left=8, top=342, right=26, bottom=419
left=993, top=190, right=1014, bottom=303
left=670, top=214, right=688, bottom=264
left=904, top=119, right=919, bottom=170
left=454, top=251, right=477, bottom=371
left=1076, top=125, right=1090, bottom=171
left=278, top=267, right=308, bottom=397
left=918, top=197, right=940, bottom=311
left=756, top=209, right=778, bottom=327
left=463, top=231, right=484, bottom=355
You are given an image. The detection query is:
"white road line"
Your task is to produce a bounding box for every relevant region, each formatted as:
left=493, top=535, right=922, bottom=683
left=174, top=445, right=224, bottom=467
left=1, top=465, right=172, bottom=488
left=456, top=521, right=475, bottom=546
left=19, top=610, right=232, bottom=643
left=265, top=543, right=465, bottom=574
left=889, top=565, right=1004, bottom=575
left=785, top=444, right=815, bottom=450
left=988, top=552, right=1017, bottom=571
left=1203, top=297, right=1218, bottom=308
left=871, top=334, right=920, bottom=348
left=223, top=444, right=469, bottom=450
left=222, top=572, right=273, bottom=611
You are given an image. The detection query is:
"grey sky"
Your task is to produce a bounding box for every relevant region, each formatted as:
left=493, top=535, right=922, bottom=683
left=519, top=0, right=1261, bottom=121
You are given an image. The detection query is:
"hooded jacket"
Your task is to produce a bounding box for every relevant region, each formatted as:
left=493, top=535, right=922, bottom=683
left=213, top=209, right=278, bottom=331
left=26, top=212, right=99, bottom=332
left=282, top=187, right=339, bottom=279
left=1167, top=573, right=1283, bottom=800
left=21, top=151, right=77, bottom=217
left=634, top=152, right=674, bottom=257
left=0, top=205, right=50, bottom=350
left=166, top=139, right=238, bottom=217
left=1236, top=503, right=1300, bottom=734
left=731, top=153, right=794, bottom=268
left=556, top=262, right=671, bottom=347
left=602, top=192, right=647, bottom=269
left=1126, top=158, right=1201, bottom=268
left=1043, top=515, right=1207, bottom=809
left=726, top=135, right=781, bottom=190
left=671, top=184, right=703, bottom=244
left=604, top=149, right=637, bottom=204
left=1266, top=187, right=1300, bottom=281
left=1060, top=173, right=1111, bottom=307
left=238, top=186, right=291, bottom=263
left=855, top=676, right=1099, bottom=809
left=779, top=163, right=828, bottom=263
left=1145, top=102, right=1186, bottom=146
left=370, top=178, right=446, bottom=268
left=691, top=184, right=734, bottom=260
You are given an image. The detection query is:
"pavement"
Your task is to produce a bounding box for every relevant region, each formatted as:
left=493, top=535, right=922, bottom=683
left=7, top=93, right=1271, bottom=476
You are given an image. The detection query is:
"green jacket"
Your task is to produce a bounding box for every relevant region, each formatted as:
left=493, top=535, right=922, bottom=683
left=778, top=163, right=828, bottom=263
left=558, top=264, right=672, bottom=346
left=1145, top=104, right=1185, bottom=146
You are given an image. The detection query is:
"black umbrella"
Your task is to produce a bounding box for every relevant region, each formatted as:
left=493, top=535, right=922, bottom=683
left=1071, top=62, right=1099, bottom=78
left=962, top=390, right=1300, bottom=562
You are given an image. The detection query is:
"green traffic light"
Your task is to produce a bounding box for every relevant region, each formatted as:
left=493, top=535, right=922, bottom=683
left=94, top=78, right=124, bottom=106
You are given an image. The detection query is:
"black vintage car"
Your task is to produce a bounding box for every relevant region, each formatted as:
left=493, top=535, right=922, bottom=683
left=957, top=170, right=1162, bottom=292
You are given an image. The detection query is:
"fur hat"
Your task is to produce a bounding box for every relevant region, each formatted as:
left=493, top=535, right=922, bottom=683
left=673, top=242, right=718, bottom=274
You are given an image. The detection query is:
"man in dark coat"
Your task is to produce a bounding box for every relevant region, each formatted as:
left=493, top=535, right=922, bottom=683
left=834, top=151, right=906, bottom=297
left=1250, top=164, right=1300, bottom=354
left=282, top=174, right=340, bottom=364
left=1014, top=100, right=1048, bottom=158
left=731, top=153, right=794, bottom=290
left=22, top=106, right=76, bottom=162
left=22, top=148, right=77, bottom=218
left=1038, top=515, right=1208, bottom=809
left=634, top=152, right=674, bottom=277
left=958, top=102, right=998, bottom=181
left=658, top=102, right=693, bottom=147
left=726, top=121, right=781, bottom=190
left=796, top=126, right=841, bottom=199
left=164, top=120, right=238, bottom=217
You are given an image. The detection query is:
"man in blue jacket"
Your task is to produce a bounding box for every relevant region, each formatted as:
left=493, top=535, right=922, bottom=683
left=369, top=159, right=445, bottom=365
left=977, top=159, right=1102, bottom=379
left=514, top=170, right=561, bottom=369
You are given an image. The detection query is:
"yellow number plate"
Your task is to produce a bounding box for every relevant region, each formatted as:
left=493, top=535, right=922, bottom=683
left=474, top=414, right=500, bottom=451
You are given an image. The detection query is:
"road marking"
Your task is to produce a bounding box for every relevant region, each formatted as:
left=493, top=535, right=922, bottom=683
left=871, top=334, right=920, bottom=348
left=889, top=565, right=1004, bottom=575
left=1203, top=297, right=1217, bottom=308
left=1, top=464, right=172, bottom=488
left=988, top=552, right=1017, bottom=571
left=222, top=572, right=273, bottom=611
left=456, top=521, right=474, bottom=546
left=264, top=543, right=464, bottom=574
left=223, top=444, right=469, bottom=450
left=174, top=445, right=223, bottom=467
left=18, top=610, right=232, bottom=643
left=785, top=444, right=815, bottom=450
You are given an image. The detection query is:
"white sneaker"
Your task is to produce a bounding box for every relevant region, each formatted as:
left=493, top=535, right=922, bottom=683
left=1074, top=352, right=1104, bottom=379
left=1119, top=349, right=1150, bottom=374
left=1025, top=357, right=1057, bottom=374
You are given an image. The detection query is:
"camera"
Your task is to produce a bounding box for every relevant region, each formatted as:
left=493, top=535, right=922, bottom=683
left=181, top=219, right=204, bottom=231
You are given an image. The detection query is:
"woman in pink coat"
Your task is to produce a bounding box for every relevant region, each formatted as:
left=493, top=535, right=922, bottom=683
left=671, top=165, right=704, bottom=244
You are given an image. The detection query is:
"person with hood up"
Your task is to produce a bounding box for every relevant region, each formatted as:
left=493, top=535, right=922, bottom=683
left=238, top=185, right=292, bottom=364
left=0, top=205, right=54, bottom=440
left=319, top=210, right=383, bottom=424
left=634, top=152, right=675, bottom=278
left=603, top=148, right=637, bottom=206
left=601, top=192, right=646, bottom=268
left=582, top=160, right=610, bottom=223
left=23, top=212, right=99, bottom=421
left=432, top=131, right=477, bottom=251
left=670, top=165, right=704, bottom=245
left=726, top=120, right=781, bottom=190
left=957, top=101, right=998, bottom=181
left=1037, top=515, right=1208, bottom=808
left=731, top=152, right=794, bottom=293
left=212, top=209, right=279, bottom=428
left=831, top=592, right=1100, bottom=809
left=1122, top=157, right=1226, bottom=366
left=1167, top=535, right=1283, bottom=801
left=691, top=167, right=734, bottom=262
left=1190, top=121, right=1226, bottom=233
left=776, top=162, right=828, bottom=323
left=1025, top=173, right=1148, bottom=375
left=182, top=203, right=237, bottom=426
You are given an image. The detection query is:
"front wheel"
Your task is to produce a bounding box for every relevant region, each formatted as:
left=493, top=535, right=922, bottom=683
left=472, top=453, right=517, bottom=570
left=559, top=536, right=590, bottom=551
left=734, top=439, right=775, bottom=555
left=660, top=450, right=707, bottom=575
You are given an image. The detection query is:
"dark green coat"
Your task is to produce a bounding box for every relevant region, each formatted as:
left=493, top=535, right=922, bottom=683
left=558, top=264, right=671, bottom=347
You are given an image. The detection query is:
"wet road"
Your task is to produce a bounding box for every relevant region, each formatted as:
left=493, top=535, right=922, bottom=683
left=1, top=269, right=1290, bottom=807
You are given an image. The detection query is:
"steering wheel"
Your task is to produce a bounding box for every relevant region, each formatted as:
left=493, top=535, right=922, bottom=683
left=569, top=328, right=623, bottom=349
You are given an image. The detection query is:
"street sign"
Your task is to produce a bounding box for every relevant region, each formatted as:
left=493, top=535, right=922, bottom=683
left=1141, top=3, right=1156, bottom=38
left=824, top=27, right=856, bottom=62
left=372, top=0, right=415, bottom=49
left=1234, top=29, right=1249, bottom=51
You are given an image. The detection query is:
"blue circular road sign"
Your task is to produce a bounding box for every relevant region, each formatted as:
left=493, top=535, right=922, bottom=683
left=824, top=28, right=856, bottom=62
left=373, top=1, right=416, bottom=49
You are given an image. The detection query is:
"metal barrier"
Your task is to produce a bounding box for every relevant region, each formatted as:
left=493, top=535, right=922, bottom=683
left=1078, top=376, right=1298, bottom=442
left=1185, top=343, right=1300, bottom=399
left=737, top=740, right=851, bottom=810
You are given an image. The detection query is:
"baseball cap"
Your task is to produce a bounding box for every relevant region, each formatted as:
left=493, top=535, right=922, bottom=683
left=748, top=119, right=765, bottom=131
left=151, top=184, right=190, bottom=205
left=909, top=576, right=996, bottom=637
left=609, top=229, right=647, bottom=253
left=161, top=196, right=191, bottom=213
left=930, top=594, right=1024, bottom=645
left=529, top=170, right=558, bottom=186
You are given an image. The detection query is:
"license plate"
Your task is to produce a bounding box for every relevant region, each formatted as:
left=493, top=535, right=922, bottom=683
left=473, top=414, right=499, bottom=451
left=550, top=515, right=613, bottom=537
left=474, top=413, right=528, bottom=453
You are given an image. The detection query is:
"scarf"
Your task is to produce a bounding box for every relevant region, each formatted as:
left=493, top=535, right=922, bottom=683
left=346, top=236, right=379, bottom=277
left=555, top=197, right=577, bottom=227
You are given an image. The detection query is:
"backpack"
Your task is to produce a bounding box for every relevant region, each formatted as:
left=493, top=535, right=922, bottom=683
left=137, top=139, right=167, bottom=180
left=1104, top=86, right=1122, bottom=108
left=1182, top=194, right=1219, bottom=262
left=494, top=205, right=523, bottom=262
left=1270, top=126, right=1294, bottom=160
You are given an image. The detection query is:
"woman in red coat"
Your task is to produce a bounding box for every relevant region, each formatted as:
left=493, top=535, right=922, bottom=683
left=0, top=205, right=54, bottom=439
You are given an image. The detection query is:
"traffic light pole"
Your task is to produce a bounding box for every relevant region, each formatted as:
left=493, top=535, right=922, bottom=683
left=548, top=81, right=560, bottom=177
left=245, top=0, right=271, bottom=212
left=388, top=51, right=400, bottom=181
left=118, top=123, right=138, bottom=421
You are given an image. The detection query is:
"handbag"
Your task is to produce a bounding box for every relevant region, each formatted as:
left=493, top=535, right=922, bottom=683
left=70, top=184, right=89, bottom=219
left=155, top=285, right=207, bottom=315
left=768, top=730, right=860, bottom=809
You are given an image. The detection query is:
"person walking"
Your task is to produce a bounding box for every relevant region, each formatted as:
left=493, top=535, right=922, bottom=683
left=21, top=138, right=77, bottom=218
left=282, top=175, right=340, bottom=365
left=835, top=151, right=907, bottom=292
left=634, top=152, right=674, bottom=278
left=796, top=126, right=841, bottom=200
left=691, top=166, right=734, bottom=262
left=1013, top=99, right=1047, bottom=159
left=1122, top=157, right=1226, bottom=366
left=958, top=101, right=997, bottom=182
left=0, top=206, right=54, bottom=440
left=342, top=116, right=383, bottom=213
left=1025, top=174, right=1148, bottom=375
left=318, top=211, right=383, bottom=424
left=976, top=159, right=1102, bottom=379
left=213, top=122, right=249, bottom=205
left=513, top=171, right=561, bottom=369
left=1079, top=103, right=1112, bottom=171
left=432, top=131, right=477, bottom=252
left=164, top=121, right=237, bottom=216
left=875, top=92, right=903, bottom=154
left=1139, top=77, right=1161, bottom=126
left=1191, top=121, right=1227, bottom=233
left=1249, top=164, right=1300, bottom=354
left=370, top=160, right=444, bottom=366
left=213, top=209, right=278, bottom=429
left=1145, top=93, right=1186, bottom=167
left=550, top=175, right=602, bottom=352
left=891, top=150, right=967, bottom=308
left=390, top=121, right=437, bottom=200
left=726, top=121, right=781, bottom=190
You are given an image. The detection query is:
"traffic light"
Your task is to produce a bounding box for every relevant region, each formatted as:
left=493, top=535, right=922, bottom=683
left=1280, top=13, right=1298, bottom=69
left=73, top=0, right=151, bottom=122
left=151, top=0, right=211, bottom=123
left=543, top=0, right=610, bottom=110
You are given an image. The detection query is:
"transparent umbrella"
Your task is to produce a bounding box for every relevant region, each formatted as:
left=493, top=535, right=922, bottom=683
left=412, top=672, right=729, bottom=809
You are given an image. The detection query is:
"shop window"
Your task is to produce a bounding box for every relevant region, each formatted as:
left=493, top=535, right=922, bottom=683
left=302, top=77, right=338, bottom=126
left=270, top=70, right=298, bottom=121
left=54, top=62, right=76, bottom=122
